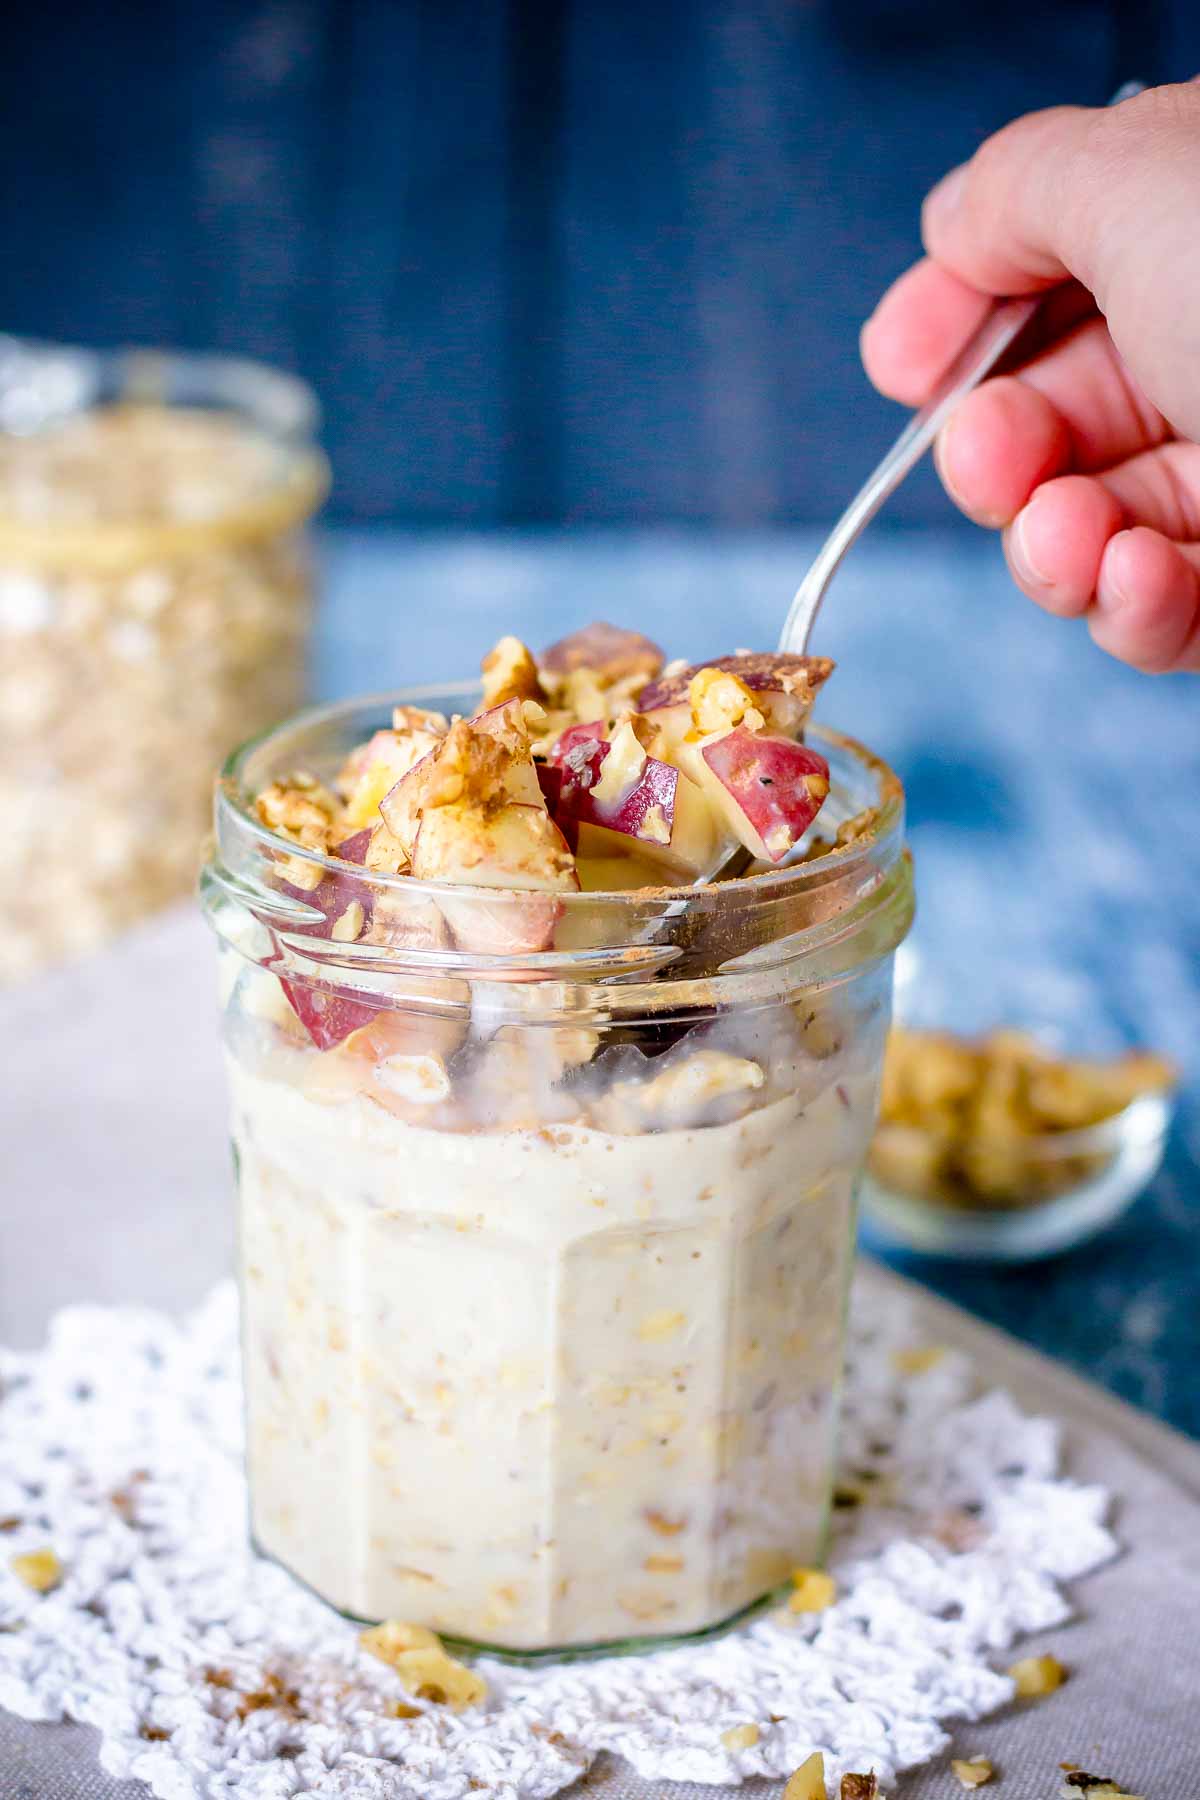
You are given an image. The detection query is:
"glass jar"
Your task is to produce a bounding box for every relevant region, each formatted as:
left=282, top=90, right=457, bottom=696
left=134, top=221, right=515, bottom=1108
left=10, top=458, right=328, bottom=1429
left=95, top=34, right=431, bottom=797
left=0, top=336, right=328, bottom=982
left=202, top=685, right=913, bottom=1657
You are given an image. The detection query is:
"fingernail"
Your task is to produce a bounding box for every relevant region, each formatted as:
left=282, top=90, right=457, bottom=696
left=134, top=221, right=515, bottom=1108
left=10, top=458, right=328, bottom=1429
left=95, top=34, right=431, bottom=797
left=924, top=162, right=967, bottom=229
left=1008, top=502, right=1054, bottom=588
left=1096, top=532, right=1134, bottom=612
left=933, top=415, right=969, bottom=510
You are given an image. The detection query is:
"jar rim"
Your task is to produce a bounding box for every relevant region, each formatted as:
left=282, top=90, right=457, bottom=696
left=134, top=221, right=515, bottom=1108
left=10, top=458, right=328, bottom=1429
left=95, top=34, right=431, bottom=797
left=205, top=683, right=913, bottom=991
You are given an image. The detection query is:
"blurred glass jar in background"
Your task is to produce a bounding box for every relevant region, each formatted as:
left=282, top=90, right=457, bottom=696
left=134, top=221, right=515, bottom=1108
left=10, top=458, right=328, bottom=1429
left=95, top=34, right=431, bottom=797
left=0, top=338, right=328, bottom=983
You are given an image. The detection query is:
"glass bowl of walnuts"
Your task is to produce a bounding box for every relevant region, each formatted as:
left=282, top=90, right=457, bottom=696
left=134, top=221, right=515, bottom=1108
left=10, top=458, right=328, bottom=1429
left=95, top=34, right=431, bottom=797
left=859, top=1008, right=1175, bottom=1263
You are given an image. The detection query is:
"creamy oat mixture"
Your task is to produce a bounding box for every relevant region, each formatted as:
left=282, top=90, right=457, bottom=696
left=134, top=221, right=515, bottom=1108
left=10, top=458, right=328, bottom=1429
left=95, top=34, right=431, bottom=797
left=219, top=622, right=893, bottom=1651
left=0, top=404, right=320, bottom=981
left=231, top=1043, right=873, bottom=1647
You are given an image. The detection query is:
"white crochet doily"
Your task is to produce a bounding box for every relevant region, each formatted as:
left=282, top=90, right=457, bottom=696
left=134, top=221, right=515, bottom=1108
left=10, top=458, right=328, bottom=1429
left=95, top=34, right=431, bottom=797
left=0, top=1278, right=1116, bottom=1800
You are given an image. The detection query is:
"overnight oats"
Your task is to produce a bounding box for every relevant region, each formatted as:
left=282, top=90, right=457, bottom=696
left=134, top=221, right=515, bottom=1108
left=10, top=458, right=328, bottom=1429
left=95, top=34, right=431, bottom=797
left=202, top=623, right=913, bottom=1654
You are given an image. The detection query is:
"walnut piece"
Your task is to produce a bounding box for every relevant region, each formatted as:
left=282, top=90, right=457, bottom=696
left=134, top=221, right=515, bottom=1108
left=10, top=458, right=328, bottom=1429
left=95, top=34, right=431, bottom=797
left=840, top=1774, right=879, bottom=1800
left=1008, top=1652, right=1067, bottom=1697
left=788, top=1567, right=837, bottom=1614
left=1059, top=1773, right=1144, bottom=1797
left=359, top=1619, right=487, bottom=1710
left=951, top=1758, right=994, bottom=1789
left=871, top=1026, right=1174, bottom=1212
left=688, top=666, right=764, bottom=735
left=255, top=772, right=341, bottom=852
left=783, top=1752, right=827, bottom=1800
left=9, top=1548, right=62, bottom=1592
left=539, top=621, right=664, bottom=684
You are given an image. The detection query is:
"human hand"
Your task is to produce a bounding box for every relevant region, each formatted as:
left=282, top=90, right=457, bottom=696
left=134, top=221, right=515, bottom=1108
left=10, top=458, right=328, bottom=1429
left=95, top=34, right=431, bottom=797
left=861, top=81, right=1200, bottom=673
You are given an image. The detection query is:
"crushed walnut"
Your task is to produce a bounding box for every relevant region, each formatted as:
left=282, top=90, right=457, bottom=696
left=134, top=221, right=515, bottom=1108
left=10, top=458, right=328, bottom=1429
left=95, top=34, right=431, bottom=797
left=9, top=1548, right=62, bottom=1592
left=840, top=1774, right=879, bottom=1799
left=870, top=1027, right=1174, bottom=1212
left=1059, top=1774, right=1144, bottom=1798
left=951, top=1757, right=994, bottom=1788
left=783, top=1752, right=827, bottom=1800
left=251, top=621, right=849, bottom=928
left=359, top=1618, right=487, bottom=1710
left=1008, top=1652, right=1067, bottom=1697
left=788, top=1567, right=837, bottom=1613
left=234, top=1671, right=303, bottom=1720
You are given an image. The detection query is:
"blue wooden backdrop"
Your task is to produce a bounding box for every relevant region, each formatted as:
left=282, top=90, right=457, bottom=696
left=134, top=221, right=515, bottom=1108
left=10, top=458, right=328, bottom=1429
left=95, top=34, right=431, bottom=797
left=3, top=1, right=1197, bottom=523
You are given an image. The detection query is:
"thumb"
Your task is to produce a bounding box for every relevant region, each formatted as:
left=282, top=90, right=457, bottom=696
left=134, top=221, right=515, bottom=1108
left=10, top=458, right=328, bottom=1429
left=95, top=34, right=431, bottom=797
left=921, top=83, right=1200, bottom=441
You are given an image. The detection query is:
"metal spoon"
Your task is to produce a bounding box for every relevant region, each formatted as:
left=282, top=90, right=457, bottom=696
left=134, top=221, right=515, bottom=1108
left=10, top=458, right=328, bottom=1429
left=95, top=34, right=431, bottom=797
left=703, top=302, right=1044, bottom=875
left=693, top=82, right=1144, bottom=886
left=776, top=290, right=1039, bottom=655
left=778, top=79, right=1145, bottom=657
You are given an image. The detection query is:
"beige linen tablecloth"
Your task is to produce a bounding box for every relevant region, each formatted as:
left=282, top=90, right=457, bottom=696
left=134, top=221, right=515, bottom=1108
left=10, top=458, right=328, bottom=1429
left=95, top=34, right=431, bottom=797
left=4, top=910, right=1199, bottom=1799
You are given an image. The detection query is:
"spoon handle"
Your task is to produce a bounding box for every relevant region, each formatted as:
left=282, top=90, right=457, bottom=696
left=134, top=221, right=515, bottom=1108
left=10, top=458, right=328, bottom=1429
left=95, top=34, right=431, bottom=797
left=777, top=290, right=1039, bottom=656
left=778, top=80, right=1145, bottom=659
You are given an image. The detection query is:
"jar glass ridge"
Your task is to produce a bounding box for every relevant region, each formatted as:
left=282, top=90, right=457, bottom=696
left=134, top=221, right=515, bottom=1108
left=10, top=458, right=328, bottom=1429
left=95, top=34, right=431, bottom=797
left=203, top=684, right=913, bottom=1657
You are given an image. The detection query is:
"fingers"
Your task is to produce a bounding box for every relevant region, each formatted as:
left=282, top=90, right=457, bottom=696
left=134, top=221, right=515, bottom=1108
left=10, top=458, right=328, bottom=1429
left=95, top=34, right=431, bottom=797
left=920, top=83, right=1200, bottom=439
left=928, top=322, right=1171, bottom=530
left=999, top=442, right=1200, bottom=628
left=999, top=317, right=1167, bottom=471
left=860, top=259, right=993, bottom=406
left=1100, top=441, right=1200, bottom=543
left=920, top=105, right=1091, bottom=294
left=998, top=476, right=1123, bottom=616
left=1089, top=529, right=1200, bottom=673
left=999, top=485, right=1200, bottom=673
left=862, top=261, right=1099, bottom=410
left=935, top=379, right=1071, bottom=526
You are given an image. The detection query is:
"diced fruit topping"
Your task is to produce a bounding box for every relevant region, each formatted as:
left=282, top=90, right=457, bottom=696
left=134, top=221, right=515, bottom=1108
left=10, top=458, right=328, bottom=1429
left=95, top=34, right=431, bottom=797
left=412, top=801, right=578, bottom=894
left=637, top=650, right=834, bottom=734
left=688, top=666, right=765, bottom=735
left=688, top=729, right=830, bottom=862
left=381, top=704, right=546, bottom=859
left=551, top=718, right=732, bottom=878
left=540, top=621, right=664, bottom=684
left=362, top=823, right=410, bottom=875
left=480, top=634, right=544, bottom=707
left=337, top=709, right=448, bottom=830
left=548, top=718, right=608, bottom=771
left=251, top=624, right=844, bottom=976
